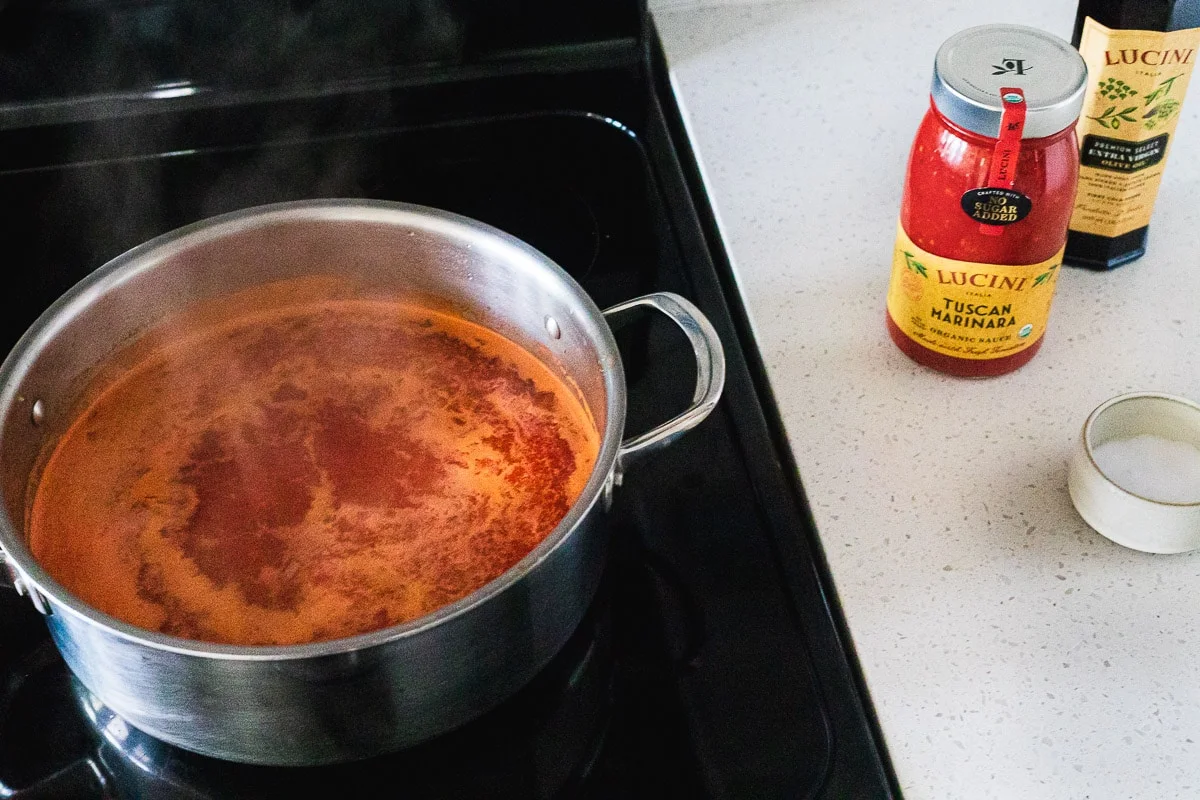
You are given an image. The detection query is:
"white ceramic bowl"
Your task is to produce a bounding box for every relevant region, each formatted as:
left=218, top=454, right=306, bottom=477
left=1068, top=392, right=1200, bottom=554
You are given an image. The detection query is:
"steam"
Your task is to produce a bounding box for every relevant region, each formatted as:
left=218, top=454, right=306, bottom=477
left=0, top=0, right=470, bottom=272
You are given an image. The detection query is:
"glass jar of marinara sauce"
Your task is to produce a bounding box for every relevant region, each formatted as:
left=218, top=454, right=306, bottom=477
left=886, top=25, right=1088, bottom=377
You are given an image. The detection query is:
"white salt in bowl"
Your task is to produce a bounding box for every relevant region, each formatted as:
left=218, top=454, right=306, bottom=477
left=1068, top=392, right=1200, bottom=554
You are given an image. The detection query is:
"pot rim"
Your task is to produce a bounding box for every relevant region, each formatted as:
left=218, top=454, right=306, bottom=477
left=0, top=198, right=627, bottom=660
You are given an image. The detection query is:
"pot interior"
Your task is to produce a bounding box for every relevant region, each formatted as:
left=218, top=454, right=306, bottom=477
left=0, top=201, right=624, bottom=639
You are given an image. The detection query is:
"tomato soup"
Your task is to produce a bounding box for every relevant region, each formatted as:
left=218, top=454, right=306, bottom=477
left=29, top=299, right=599, bottom=646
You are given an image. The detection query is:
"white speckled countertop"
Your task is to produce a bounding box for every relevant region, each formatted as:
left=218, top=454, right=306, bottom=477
left=652, top=1, right=1200, bottom=797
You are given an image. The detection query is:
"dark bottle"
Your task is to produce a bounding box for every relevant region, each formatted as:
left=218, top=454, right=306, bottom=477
left=1065, top=0, right=1200, bottom=269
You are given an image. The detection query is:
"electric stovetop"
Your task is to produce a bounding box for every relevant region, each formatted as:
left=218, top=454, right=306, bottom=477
left=0, top=2, right=897, bottom=797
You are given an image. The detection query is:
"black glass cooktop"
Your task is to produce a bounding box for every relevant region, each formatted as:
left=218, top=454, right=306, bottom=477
left=0, top=5, right=895, bottom=798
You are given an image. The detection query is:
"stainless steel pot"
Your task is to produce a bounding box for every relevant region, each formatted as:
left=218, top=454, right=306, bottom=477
left=0, top=200, right=724, bottom=766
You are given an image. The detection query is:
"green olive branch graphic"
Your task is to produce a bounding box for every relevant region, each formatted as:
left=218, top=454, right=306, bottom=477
left=1032, top=265, right=1057, bottom=287
left=902, top=251, right=928, bottom=278
left=1144, top=74, right=1181, bottom=105
left=1142, top=75, right=1185, bottom=129
left=1087, top=104, right=1140, bottom=129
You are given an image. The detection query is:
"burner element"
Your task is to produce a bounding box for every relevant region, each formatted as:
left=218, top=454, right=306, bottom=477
left=0, top=603, right=611, bottom=800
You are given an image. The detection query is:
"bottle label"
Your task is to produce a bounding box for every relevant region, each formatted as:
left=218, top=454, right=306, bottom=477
left=1070, top=18, right=1200, bottom=239
left=886, top=223, right=1064, bottom=361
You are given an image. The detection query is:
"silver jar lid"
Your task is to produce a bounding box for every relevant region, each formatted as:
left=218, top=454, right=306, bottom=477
left=931, top=24, right=1087, bottom=139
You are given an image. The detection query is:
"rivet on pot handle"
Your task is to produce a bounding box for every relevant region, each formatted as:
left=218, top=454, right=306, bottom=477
left=602, top=292, right=726, bottom=484
left=0, top=547, right=16, bottom=591
left=0, top=547, right=52, bottom=615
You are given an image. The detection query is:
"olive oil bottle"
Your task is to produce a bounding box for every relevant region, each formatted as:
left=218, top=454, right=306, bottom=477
left=1065, top=0, right=1200, bottom=269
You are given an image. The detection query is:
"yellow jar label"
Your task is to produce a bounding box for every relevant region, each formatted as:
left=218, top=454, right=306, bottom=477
left=1070, top=18, right=1200, bottom=238
left=886, top=224, right=1064, bottom=361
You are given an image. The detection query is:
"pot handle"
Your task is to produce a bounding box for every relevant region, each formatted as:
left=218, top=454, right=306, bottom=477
left=0, top=547, right=52, bottom=614
left=0, top=547, right=14, bottom=591
left=602, top=292, right=725, bottom=475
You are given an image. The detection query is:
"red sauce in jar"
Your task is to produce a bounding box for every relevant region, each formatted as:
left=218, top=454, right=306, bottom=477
left=885, top=25, right=1086, bottom=377
left=886, top=104, right=1080, bottom=377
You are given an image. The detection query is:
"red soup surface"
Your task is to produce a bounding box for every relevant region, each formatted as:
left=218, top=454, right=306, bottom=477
left=29, top=299, right=599, bottom=646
